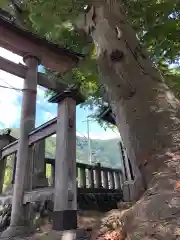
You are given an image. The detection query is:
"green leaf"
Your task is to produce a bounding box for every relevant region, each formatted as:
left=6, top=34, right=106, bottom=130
left=0, top=0, right=8, bottom=8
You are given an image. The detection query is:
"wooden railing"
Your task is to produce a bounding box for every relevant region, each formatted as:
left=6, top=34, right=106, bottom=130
left=0, top=118, right=123, bottom=195
left=1, top=117, right=57, bottom=158
left=77, top=162, right=123, bottom=190
left=47, top=159, right=123, bottom=192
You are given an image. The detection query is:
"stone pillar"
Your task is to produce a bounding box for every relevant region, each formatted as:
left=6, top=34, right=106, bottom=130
left=1, top=56, right=39, bottom=238
left=49, top=90, right=83, bottom=231
left=32, top=140, right=48, bottom=189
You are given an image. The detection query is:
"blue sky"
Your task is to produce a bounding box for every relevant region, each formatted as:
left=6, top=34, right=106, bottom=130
left=0, top=47, right=119, bottom=140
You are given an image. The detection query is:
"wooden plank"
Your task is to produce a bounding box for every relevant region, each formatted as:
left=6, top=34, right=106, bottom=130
left=29, top=117, right=57, bottom=144
left=0, top=56, right=66, bottom=92
left=0, top=187, right=73, bottom=205
left=102, top=170, right=109, bottom=189
left=109, top=171, right=115, bottom=189
left=114, top=172, right=121, bottom=189
left=32, top=140, right=48, bottom=189
left=2, top=117, right=57, bottom=158
left=87, top=168, right=94, bottom=188
left=0, top=17, right=83, bottom=73
left=78, top=188, right=121, bottom=194
left=79, top=167, right=86, bottom=188
left=0, top=187, right=122, bottom=206
left=46, top=159, right=123, bottom=180
left=76, top=162, right=123, bottom=174
left=94, top=164, right=102, bottom=189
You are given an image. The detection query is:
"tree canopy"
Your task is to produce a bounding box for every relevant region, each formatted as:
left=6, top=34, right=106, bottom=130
left=0, top=0, right=180, bottom=117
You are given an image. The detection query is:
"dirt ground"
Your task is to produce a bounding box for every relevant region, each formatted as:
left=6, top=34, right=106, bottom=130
left=28, top=210, right=125, bottom=240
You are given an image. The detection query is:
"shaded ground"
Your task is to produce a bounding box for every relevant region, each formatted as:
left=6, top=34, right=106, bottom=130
left=28, top=208, right=128, bottom=240
left=30, top=211, right=103, bottom=240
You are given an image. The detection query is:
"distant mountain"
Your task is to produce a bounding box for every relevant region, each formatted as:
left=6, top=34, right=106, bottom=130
left=11, top=129, right=122, bottom=169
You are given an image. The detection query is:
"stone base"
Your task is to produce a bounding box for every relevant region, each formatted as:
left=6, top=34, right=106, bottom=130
left=0, top=225, right=34, bottom=239
left=52, top=210, right=77, bottom=231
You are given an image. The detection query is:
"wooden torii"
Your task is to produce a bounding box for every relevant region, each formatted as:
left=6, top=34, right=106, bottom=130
left=0, top=16, right=83, bottom=237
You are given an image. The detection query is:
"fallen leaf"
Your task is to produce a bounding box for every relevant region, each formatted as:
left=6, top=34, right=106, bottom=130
left=175, top=181, right=180, bottom=190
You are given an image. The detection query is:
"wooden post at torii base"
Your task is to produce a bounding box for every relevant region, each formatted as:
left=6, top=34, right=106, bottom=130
left=49, top=89, right=84, bottom=231
left=1, top=55, right=39, bottom=238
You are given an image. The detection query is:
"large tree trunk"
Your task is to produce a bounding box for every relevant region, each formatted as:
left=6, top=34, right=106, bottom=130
left=78, top=0, right=180, bottom=238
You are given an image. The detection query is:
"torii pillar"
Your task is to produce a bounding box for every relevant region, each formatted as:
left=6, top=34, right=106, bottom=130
left=49, top=89, right=83, bottom=231
left=1, top=55, right=39, bottom=238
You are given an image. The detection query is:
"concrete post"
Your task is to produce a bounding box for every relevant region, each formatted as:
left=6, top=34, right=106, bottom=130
left=1, top=56, right=39, bottom=238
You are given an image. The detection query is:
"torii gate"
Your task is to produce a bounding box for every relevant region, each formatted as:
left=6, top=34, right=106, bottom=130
left=0, top=16, right=83, bottom=238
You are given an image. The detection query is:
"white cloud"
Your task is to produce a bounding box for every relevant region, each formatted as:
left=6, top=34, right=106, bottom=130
left=0, top=47, right=120, bottom=140
left=0, top=49, right=25, bottom=128
left=0, top=76, right=21, bottom=128
left=43, top=111, right=56, bottom=122
left=0, top=47, right=24, bottom=65
left=89, top=131, right=119, bottom=140
left=0, top=48, right=52, bottom=128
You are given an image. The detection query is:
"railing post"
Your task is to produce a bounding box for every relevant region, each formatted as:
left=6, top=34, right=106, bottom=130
left=49, top=90, right=83, bottom=231
left=87, top=167, right=94, bottom=188
left=2, top=56, right=39, bottom=238
left=94, top=163, right=102, bottom=188
left=102, top=170, right=109, bottom=189
left=114, top=171, right=121, bottom=189
left=79, top=166, right=86, bottom=188
left=109, top=171, right=115, bottom=189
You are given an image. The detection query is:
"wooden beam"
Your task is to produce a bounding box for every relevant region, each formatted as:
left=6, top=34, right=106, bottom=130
left=0, top=17, right=83, bottom=73
left=46, top=158, right=123, bottom=175
left=0, top=187, right=73, bottom=205
left=0, top=187, right=122, bottom=206
left=2, top=118, right=57, bottom=158
left=0, top=56, right=67, bottom=92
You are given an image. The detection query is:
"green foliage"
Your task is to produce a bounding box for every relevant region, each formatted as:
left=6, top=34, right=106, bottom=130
left=1, top=0, right=180, bottom=117
left=44, top=135, right=122, bottom=168
left=10, top=129, right=122, bottom=169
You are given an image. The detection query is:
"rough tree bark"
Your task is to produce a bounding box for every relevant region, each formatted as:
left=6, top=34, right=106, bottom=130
left=77, top=0, right=180, bottom=238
